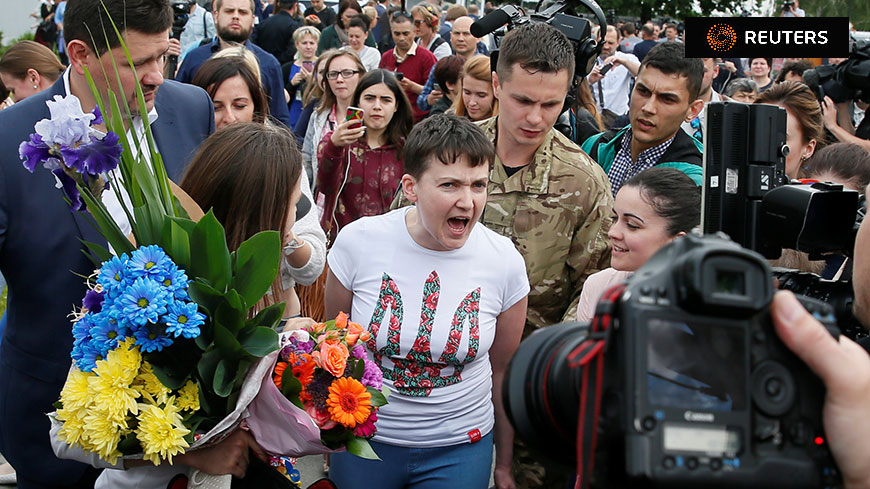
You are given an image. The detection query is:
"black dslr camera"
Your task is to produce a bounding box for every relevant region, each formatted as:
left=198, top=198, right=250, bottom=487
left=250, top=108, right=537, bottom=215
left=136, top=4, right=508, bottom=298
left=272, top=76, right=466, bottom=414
left=782, top=0, right=796, bottom=11
left=505, top=233, right=842, bottom=488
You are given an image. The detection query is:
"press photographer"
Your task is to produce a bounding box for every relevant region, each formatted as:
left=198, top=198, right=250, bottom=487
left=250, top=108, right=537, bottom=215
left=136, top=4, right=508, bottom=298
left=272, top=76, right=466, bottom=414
left=504, top=101, right=870, bottom=488
left=780, top=0, right=806, bottom=17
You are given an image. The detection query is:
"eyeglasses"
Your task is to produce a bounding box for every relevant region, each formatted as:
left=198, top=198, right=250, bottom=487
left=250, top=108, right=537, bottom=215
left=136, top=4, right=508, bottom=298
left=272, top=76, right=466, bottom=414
left=326, top=69, right=360, bottom=80
left=391, top=10, right=411, bottom=22
left=413, top=19, right=425, bottom=26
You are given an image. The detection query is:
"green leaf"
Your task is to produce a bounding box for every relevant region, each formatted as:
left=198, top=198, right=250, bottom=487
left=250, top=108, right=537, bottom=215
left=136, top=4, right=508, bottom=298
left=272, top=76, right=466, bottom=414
left=239, top=326, right=279, bottom=357
left=367, top=387, right=388, bottom=408
left=197, top=348, right=222, bottom=385
left=213, top=357, right=235, bottom=397
left=79, top=239, right=113, bottom=264
left=148, top=360, right=188, bottom=390
left=77, top=187, right=134, bottom=255
left=352, top=357, right=365, bottom=380
left=232, top=230, right=282, bottom=307
left=280, top=367, right=304, bottom=408
left=213, top=323, right=243, bottom=357
left=247, top=302, right=285, bottom=330
left=188, top=280, right=223, bottom=316
left=215, top=290, right=245, bottom=335
left=347, top=438, right=381, bottom=460
left=117, top=433, right=143, bottom=455
left=161, top=217, right=192, bottom=270
left=190, top=210, right=232, bottom=291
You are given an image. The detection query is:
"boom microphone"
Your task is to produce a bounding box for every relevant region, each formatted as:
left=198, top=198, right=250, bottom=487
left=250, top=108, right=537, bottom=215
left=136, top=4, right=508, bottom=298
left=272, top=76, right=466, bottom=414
left=470, top=5, right=521, bottom=37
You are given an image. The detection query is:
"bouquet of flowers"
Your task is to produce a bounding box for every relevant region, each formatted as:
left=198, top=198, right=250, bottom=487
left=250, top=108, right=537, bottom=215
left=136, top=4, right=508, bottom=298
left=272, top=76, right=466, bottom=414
left=23, top=16, right=285, bottom=469
left=245, top=313, right=388, bottom=460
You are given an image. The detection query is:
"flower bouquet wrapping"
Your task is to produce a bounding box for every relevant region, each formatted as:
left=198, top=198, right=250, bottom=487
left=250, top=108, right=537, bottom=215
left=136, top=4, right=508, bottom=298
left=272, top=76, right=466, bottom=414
left=23, top=15, right=286, bottom=474
left=246, top=312, right=389, bottom=459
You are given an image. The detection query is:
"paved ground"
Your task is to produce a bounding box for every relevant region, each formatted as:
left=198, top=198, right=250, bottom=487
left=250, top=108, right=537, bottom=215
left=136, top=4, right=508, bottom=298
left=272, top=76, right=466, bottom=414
left=0, top=452, right=328, bottom=488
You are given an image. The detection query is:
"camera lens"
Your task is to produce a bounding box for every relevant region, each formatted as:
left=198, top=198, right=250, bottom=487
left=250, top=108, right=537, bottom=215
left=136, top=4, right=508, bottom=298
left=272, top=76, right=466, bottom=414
left=504, top=322, right=590, bottom=467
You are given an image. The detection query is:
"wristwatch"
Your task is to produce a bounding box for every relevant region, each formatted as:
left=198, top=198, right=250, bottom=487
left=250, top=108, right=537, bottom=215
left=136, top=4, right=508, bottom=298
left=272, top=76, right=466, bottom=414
left=283, top=237, right=305, bottom=256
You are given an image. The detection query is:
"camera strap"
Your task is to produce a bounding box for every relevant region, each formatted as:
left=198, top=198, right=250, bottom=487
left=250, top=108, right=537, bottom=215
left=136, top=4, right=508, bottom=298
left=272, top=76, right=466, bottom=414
left=571, top=283, right=626, bottom=489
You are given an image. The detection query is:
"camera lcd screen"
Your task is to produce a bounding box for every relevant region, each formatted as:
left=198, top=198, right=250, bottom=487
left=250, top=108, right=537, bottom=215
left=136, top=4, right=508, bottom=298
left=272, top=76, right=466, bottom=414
left=647, top=319, right=746, bottom=411
left=663, top=424, right=741, bottom=455
left=715, top=269, right=746, bottom=295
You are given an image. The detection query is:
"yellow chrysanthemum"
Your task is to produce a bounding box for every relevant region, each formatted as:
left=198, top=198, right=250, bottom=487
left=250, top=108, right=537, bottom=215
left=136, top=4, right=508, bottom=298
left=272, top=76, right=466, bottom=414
left=82, top=409, right=126, bottom=465
left=176, top=380, right=200, bottom=412
left=55, top=406, right=88, bottom=446
left=59, top=367, right=94, bottom=411
left=132, top=362, right=171, bottom=405
left=88, top=369, right=140, bottom=418
left=114, top=337, right=142, bottom=372
left=136, top=398, right=191, bottom=465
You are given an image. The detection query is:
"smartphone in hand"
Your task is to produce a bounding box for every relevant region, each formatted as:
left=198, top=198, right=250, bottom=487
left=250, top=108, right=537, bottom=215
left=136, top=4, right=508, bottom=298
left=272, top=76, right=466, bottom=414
left=346, top=106, right=365, bottom=125
left=599, top=62, right=614, bottom=75
left=395, top=72, right=404, bottom=80
left=302, top=60, right=315, bottom=72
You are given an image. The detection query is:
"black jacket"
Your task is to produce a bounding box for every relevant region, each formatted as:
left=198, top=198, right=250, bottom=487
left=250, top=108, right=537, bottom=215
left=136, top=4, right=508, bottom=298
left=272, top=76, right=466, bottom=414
left=256, top=10, right=301, bottom=65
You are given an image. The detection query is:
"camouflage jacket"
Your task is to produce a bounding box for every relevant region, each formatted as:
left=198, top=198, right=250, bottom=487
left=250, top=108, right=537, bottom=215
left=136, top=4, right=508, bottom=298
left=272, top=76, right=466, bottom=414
left=394, top=117, right=614, bottom=334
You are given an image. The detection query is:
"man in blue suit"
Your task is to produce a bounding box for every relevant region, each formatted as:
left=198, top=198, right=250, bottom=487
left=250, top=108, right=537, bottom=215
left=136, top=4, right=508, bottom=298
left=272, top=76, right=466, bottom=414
left=0, top=0, right=214, bottom=486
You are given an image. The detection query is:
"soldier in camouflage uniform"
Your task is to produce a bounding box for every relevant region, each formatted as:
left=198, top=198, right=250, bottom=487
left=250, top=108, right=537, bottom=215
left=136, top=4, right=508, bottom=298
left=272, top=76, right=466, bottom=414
left=394, top=22, right=613, bottom=489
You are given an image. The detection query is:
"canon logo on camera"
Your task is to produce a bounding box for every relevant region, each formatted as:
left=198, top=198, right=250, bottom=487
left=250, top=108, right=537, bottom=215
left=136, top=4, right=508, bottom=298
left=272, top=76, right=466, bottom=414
left=683, top=411, right=716, bottom=423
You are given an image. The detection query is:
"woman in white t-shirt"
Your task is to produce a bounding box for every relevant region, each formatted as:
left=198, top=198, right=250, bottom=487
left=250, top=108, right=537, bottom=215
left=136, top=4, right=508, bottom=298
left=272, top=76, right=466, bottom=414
left=325, top=114, right=529, bottom=489
left=577, top=167, right=700, bottom=321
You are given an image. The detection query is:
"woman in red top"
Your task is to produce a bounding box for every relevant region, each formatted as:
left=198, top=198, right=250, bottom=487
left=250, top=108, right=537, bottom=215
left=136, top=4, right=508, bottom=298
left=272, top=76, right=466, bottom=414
left=317, top=69, right=414, bottom=241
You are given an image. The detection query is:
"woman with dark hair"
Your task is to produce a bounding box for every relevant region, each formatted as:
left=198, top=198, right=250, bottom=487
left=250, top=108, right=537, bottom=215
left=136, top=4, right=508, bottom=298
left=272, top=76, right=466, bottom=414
left=316, top=0, right=377, bottom=55
left=749, top=57, right=774, bottom=93
left=191, top=52, right=269, bottom=129
left=756, top=80, right=826, bottom=179
left=805, top=142, right=870, bottom=193
left=577, top=166, right=701, bottom=321
left=573, top=77, right=604, bottom=146
left=301, top=49, right=366, bottom=186
left=316, top=69, right=414, bottom=240
left=0, top=40, right=65, bottom=101
left=347, top=14, right=381, bottom=71
left=429, top=55, right=465, bottom=116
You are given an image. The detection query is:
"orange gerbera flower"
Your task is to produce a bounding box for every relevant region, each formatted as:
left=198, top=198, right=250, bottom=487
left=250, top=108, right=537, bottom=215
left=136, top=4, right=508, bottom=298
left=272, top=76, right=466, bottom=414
left=290, top=353, right=316, bottom=386
left=326, top=377, right=372, bottom=428
left=273, top=362, right=288, bottom=389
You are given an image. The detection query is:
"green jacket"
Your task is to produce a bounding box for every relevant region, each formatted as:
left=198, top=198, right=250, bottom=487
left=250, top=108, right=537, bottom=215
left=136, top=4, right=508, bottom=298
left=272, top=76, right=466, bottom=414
left=580, top=125, right=704, bottom=186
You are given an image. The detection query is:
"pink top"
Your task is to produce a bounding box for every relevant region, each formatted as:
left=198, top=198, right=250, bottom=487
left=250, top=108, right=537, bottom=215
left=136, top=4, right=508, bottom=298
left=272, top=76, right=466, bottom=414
left=576, top=268, right=633, bottom=322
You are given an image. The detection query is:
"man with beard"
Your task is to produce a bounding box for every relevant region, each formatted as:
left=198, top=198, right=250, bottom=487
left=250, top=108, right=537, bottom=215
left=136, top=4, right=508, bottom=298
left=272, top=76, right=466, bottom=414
left=176, top=0, right=292, bottom=127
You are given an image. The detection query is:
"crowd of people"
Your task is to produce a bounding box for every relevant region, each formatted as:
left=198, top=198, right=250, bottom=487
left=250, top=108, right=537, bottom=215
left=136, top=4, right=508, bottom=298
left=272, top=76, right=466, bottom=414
left=1, top=0, right=870, bottom=488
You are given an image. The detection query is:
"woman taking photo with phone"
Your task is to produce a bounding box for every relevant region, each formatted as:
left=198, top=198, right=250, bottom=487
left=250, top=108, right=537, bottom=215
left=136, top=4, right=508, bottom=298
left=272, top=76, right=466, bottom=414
left=287, top=26, right=321, bottom=128
left=301, top=49, right=366, bottom=187
left=316, top=69, right=414, bottom=241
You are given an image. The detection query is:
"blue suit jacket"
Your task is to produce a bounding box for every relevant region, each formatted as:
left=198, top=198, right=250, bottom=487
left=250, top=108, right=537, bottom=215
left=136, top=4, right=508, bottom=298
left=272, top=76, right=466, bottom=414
left=0, top=77, right=213, bottom=486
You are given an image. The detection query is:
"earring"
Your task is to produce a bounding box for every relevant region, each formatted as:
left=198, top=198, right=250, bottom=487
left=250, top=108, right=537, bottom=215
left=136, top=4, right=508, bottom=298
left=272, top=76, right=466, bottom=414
left=33, top=85, right=38, bottom=89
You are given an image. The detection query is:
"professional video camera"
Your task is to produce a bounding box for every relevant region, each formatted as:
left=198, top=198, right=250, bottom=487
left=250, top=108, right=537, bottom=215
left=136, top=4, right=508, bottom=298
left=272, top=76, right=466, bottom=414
left=702, top=101, right=865, bottom=334
left=168, top=0, right=196, bottom=79
left=802, top=39, right=870, bottom=104
left=469, top=0, right=607, bottom=118
left=505, top=233, right=842, bottom=488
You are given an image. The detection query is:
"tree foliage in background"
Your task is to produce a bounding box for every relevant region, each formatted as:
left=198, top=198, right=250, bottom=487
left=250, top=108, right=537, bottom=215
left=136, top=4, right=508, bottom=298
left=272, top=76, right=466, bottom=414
left=0, top=31, right=36, bottom=58
left=802, top=0, right=870, bottom=29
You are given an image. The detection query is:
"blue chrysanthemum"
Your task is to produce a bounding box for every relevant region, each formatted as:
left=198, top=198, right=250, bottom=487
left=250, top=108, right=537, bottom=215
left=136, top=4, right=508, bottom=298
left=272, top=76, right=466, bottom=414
left=72, top=314, right=95, bottom=342
left=77, top=340, right=105, bottom=372
left=160, top=263, right=191, bottom=300
left=90, top=312, right=130, bottom=351
left=97, top=254, right=129, bottom=298
left=163, top=301, right=205, bottom=339
left=117, top=277, right=169, bottom=327
left=133, top=324, right=174, bottom=353
left=128, top=245, right=173, bottom=281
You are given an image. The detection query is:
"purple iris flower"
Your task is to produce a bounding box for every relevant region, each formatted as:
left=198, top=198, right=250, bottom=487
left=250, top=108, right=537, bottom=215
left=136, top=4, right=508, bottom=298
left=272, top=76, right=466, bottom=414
left=19, top=134, right=52, bottom=173
left=52, top=169, right=84, bottom=211
left=91, top=106, right=104, bottom=126
left=59, top=132, right=122, bottom=175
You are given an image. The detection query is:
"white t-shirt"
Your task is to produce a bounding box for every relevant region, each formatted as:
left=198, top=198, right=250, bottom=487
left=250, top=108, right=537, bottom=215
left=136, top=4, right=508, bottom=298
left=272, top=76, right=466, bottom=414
left=590, top=52, right=638, bottom=116
left=328, top=207, right=529, bottom=447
